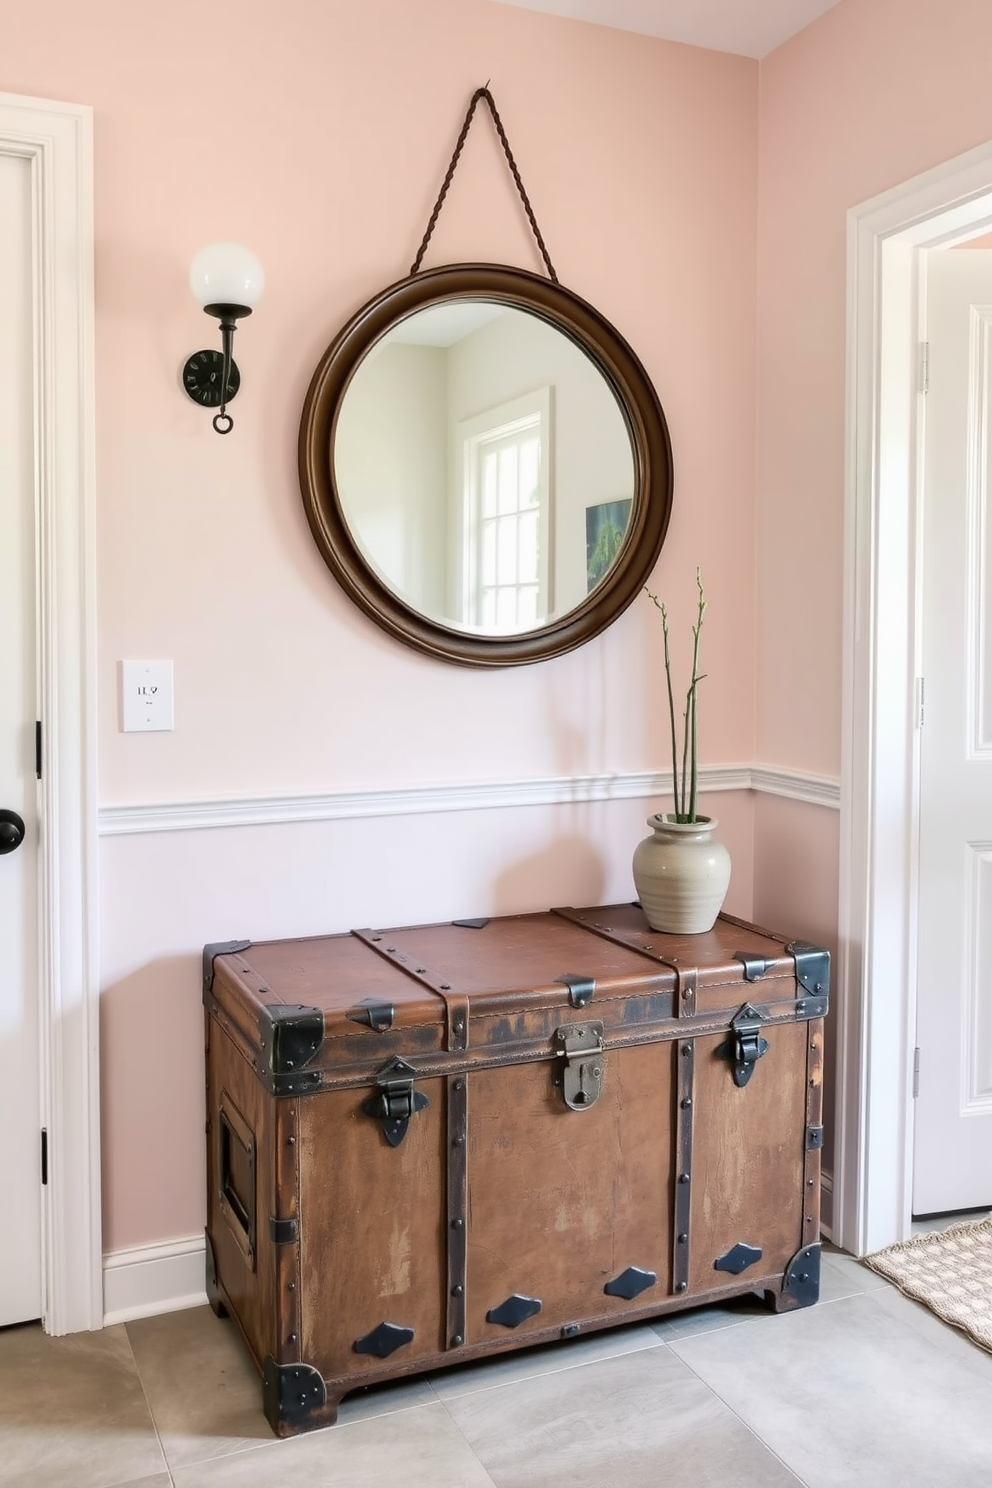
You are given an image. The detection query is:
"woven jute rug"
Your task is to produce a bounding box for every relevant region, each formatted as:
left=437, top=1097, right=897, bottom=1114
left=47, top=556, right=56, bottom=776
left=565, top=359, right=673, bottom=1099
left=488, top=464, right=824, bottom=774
left=864, top=1216, right=992, bottom=1353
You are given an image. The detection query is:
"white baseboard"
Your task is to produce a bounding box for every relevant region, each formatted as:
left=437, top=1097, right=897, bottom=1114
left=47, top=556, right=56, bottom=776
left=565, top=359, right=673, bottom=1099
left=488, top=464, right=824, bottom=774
left=103, top=1234, right=206, bottom=1326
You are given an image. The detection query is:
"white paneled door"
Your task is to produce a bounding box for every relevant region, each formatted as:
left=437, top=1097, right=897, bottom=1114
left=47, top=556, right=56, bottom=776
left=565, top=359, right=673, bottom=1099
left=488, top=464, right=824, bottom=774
left=914, top=248, right=992, bottom=1215
left=0, top=151, right=43, bottom=1322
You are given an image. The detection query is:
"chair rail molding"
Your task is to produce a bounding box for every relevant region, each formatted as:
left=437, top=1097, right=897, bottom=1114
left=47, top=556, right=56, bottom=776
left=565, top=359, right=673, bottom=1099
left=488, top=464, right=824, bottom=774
left=97, top=764, right=839, bottom=837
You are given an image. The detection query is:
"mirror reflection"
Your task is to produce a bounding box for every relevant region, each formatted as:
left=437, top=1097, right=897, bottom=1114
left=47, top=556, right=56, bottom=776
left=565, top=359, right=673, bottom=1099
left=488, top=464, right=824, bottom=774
left=333, top=300, right=635, bottom=636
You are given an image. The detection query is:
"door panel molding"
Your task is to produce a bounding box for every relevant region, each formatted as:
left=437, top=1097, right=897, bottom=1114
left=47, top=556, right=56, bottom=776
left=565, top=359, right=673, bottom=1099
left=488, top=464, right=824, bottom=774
left=0, top=91, right=100, bottom=1334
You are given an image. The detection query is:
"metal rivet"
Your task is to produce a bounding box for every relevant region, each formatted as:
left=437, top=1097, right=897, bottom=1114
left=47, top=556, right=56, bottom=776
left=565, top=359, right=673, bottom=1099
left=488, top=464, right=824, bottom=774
left=683, top=1046, right=691, bottom=1057
left=416, top=967, right=426, bottom=974
left=808, top=1179, right=815, bottom=1187
left=289, top=1332, right=297, bottom=1343
left=681, top=1098, right=692, bottom=1109
left=592, top=1067, right=602, bottom=1078
left=815, top=983, right=822, bottom=993
left=678, top=1233, right=688, bottom=1244
left=452, top=1334, right=463, bottom=1346
left=678, top=1172, right=690, bottom=1183
left=800, top=1272, right=809, bottom=1282
left=453, top=1135, right=465, bottom=1147
left=386, top=946, right=395, bottom=953
left=454, top=1079, right=464, bottom=1091
left=452, top=1218, right=463, bottom=1229
left=441, top=983, right=451, bottom=990
left=289, top=1282, right=296, bottom=1291
left=454, top=1021, right=465, bottom=1035
left=676, top=1281, right=687, bottom=1292
left=287, top=1135, right=295, bottom=1145
left=452, top=1284, right=463, bottom=1297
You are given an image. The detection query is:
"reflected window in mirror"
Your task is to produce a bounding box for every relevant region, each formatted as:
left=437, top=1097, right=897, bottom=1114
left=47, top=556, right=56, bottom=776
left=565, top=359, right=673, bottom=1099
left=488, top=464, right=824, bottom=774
left=460, top=388, right=550, bottom=632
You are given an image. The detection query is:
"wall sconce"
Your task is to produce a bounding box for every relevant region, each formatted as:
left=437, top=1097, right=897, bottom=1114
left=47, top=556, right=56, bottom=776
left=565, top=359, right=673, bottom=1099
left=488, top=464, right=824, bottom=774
left=183, top=242, right=265, bottom=434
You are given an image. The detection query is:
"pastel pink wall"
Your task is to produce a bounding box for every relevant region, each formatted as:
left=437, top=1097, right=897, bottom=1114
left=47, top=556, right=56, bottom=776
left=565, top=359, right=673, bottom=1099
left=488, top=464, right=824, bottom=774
left=2, top=1, right=760, bottom=1251
left=757, top=0, right=992, bottom=782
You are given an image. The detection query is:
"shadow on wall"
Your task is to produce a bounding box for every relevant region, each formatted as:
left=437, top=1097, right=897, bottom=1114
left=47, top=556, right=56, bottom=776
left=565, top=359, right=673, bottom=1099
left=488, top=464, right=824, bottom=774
left=753, top=795, right=839, bottom=1182
left=100, top=952, right=207, bottom=1251
left=493, top=833, right=608, bottom=915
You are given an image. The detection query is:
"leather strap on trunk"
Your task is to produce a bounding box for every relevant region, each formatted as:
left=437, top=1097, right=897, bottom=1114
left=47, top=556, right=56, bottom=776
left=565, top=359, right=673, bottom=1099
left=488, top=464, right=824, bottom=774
left=351, top=928, right=470, bottom=1051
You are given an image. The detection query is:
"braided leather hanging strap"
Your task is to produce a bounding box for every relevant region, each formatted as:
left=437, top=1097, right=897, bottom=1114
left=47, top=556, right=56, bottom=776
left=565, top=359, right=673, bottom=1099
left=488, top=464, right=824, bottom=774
left=410, top=85, right=558, bottom=282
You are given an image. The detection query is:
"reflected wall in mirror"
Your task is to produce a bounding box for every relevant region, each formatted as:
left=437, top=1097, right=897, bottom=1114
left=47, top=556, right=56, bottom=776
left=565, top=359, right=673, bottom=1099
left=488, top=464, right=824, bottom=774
left=300, top=265, right=673, bottom=667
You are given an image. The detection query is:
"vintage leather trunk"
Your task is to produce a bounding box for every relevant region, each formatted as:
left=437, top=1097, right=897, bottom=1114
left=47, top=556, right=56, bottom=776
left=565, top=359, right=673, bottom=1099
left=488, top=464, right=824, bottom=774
left=203, top=905, right=828, bottom=1436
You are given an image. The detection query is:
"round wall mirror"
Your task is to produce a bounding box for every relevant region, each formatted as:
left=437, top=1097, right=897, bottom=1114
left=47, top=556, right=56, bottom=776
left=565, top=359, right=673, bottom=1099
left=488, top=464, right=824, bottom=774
left=299, top=264, right=673, bottom=666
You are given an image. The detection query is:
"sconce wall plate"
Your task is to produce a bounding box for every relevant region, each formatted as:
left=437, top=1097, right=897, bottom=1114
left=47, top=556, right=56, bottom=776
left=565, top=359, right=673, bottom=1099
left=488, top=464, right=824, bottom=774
left=183, top=348, right=241, bottom=408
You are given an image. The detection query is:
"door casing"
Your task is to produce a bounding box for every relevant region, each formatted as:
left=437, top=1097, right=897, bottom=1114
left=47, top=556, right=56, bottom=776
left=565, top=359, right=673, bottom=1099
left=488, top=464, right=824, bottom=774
left=0, top=91, right=100, bottom=1334
left=840, top=137, right=992, bottom=1256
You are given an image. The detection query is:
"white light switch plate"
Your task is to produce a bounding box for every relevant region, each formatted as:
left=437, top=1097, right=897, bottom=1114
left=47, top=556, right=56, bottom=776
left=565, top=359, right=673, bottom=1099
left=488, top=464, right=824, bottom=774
left=122, top=660, right=174, bottom=732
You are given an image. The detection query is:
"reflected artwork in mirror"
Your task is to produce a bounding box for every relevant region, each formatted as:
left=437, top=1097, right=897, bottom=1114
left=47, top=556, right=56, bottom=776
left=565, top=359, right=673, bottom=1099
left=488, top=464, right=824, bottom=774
left=299, top=264, right=673, bottom=666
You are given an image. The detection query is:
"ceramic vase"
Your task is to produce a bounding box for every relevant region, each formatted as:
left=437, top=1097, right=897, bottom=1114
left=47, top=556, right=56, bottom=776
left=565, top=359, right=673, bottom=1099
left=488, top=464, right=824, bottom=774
left=631, top=814, right=732, bottom=934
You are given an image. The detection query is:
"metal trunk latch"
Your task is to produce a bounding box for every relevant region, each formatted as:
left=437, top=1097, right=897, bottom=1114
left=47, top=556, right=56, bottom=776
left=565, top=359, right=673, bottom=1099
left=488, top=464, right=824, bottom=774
left=553, top=1021, right=605, bottom=1110
left=718, top=1003, right=770, bottom=1088
left=361, top=1057, right=429, bottom=1146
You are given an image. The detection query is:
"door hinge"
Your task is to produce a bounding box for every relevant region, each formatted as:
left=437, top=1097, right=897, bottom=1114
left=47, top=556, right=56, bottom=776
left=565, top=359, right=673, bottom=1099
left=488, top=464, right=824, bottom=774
left=913, top=1046, right=920, bottom=1099
left=920, top=340, right=929, bottom=395
left=36, top=721, right=42, bottom=780
left=41, top=1128, right=48, bottom=1185
left=915, top=677, right=925, bottom=730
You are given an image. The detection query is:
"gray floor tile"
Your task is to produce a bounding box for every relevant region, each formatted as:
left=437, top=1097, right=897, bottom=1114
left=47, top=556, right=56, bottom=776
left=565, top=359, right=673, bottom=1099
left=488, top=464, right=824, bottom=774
left=443, top=1343, right=802, bottom=1488
left=169, top=1402, right=496, bottom=1488
left=0, top=1321, right=168, bottom=1488
left=865, top=1281, right=992, bottom=1383
left=335, top=1373, right=438, bottom=1424
left=111, top=1478, right=174, bottom=1488
left=429, top=1321, right=659, bottom=1400
left=671, top=1292, right=992, bottom=1487
left=820, top=1243, right=892, bottom=1296
left=649, top=1290, right=771, bottom=1342
left=125, top=1306, right=271, bottom=1470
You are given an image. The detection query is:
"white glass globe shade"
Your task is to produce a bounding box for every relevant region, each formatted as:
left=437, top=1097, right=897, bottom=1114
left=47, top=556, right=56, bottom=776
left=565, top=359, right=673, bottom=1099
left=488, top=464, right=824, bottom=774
left=189, top=242, right=265, bottom=309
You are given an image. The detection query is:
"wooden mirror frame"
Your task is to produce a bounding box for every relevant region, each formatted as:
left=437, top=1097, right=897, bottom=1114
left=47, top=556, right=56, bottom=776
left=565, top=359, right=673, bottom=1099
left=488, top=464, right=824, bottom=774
left=299, top=264, right=674, bottom=667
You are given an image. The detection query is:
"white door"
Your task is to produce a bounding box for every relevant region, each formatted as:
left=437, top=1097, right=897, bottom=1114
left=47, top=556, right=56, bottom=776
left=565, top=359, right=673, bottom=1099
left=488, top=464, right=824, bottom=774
left=0, top=151, right=43, bottom=1322
left=914, top=247, right=992, bottom=1215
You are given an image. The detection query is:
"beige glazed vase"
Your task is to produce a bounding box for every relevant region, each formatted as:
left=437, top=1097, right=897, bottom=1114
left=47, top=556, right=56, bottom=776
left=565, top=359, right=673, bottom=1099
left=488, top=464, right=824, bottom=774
left=632, top=814, right=732, bottom=934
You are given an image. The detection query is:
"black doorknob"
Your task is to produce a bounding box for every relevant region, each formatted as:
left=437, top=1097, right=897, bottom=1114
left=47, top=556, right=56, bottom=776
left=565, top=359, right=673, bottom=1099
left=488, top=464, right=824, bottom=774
left=0, top=810, right=26, bottom=855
